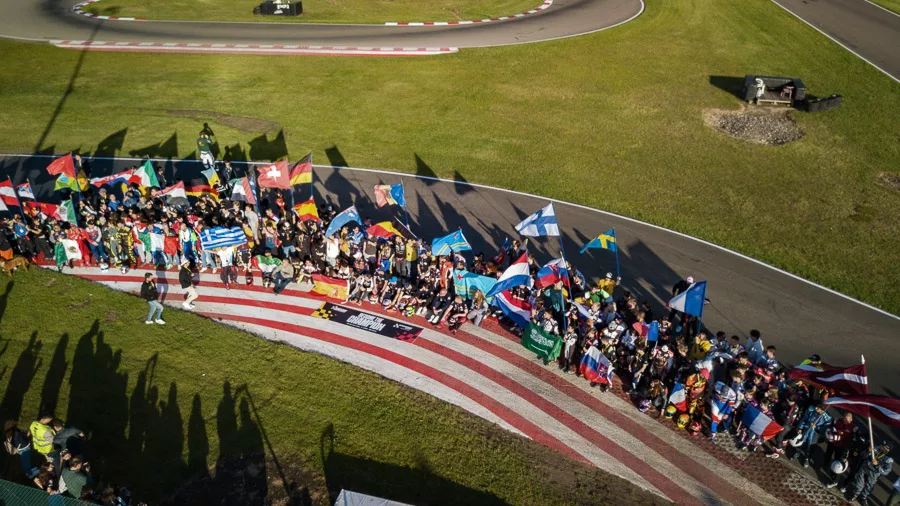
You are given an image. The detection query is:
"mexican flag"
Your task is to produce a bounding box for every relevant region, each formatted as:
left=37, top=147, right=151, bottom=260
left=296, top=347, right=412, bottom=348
left=521, top=323, right=563, bottom=361
left=54, top=239, right=82, bottom=267
left=56, top=200, right=78, bottom=225
left=135, top=160, right=160, bottom=188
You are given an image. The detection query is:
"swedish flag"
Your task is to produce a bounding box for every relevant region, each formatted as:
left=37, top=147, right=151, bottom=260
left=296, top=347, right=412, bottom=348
left=580, top=228, right=617, bottom=253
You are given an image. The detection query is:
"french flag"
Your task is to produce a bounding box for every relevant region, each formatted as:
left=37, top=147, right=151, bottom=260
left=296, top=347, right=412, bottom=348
left=534, top=258, right=570, bottom=290
left=668, top=382, right=688, bottom=412
left=741, top=404, right=783, bottom=440
left=579, top=346, right=614, bottom=385
left=486, top=252, right=533, bottom=297
left=493, top=290, right=532, bottom=329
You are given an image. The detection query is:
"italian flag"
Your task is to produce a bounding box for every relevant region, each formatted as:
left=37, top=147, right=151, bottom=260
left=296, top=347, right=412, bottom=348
left=135, top=160, right=160, bottom=188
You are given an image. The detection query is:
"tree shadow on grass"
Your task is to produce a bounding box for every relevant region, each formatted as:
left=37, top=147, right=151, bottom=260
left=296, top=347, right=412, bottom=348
left=319, top=422, right=508, bottom=506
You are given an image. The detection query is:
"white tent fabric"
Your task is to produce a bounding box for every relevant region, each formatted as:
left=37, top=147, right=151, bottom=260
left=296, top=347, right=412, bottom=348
left=334, top=490, right=415, bottom=506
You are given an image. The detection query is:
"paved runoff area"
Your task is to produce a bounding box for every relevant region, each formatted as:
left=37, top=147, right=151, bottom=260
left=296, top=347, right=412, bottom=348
left=59, top=265, right=856, bottom=506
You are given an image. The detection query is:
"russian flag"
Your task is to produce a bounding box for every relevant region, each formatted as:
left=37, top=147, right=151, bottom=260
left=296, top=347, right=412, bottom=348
left=668, top=281, right=707, bottom=317
left=741, top=404, right=783, bottom=440
left=572, top=301, right=593, bottom=322
left=486, top=252, right=533, bottom=297
left=534, top=258, right=570, bottom=290
left=668, top=382, right=688, bottom=412
left=493, top=290, right=532, bottom=329
left=579, top=346, right=613, bottom=385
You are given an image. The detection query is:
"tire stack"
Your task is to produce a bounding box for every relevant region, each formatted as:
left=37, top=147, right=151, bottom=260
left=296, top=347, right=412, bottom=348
left=805, top=94, right=843, bottom=113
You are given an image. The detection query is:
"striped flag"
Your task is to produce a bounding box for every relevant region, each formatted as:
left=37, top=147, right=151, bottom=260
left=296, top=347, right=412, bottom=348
left=186, top=180, right=218, bottom=201
left=668, top=382, right=688, bottom=412
left=293, top=198, right=320, bottom=222
left=160, top=182, right=188, bottom=206
left=579, top=346, right=614, bottom=384
left=789, top=363, right=867, bottom=395
left=431, top=230, right=471, bottom=256
left=135, top=160, right=160, bottom=188
left=492, top=290, right=532, bottom=329
left=16, top=183, right=34, bottom=200
left=289, top=153, right=313, bottom=186
left=0, top=180, right=19, bottom=207
left=90, top=170, right=137, bottom=188
left=824, top=395, right=900, bottom=427
left=741, top=404, right=783, bottom=440
left=312, top=274, right=349, bottom=301
left=229, top=177, right=257, bottom=205
left=199, top=226, right=247, bottom=251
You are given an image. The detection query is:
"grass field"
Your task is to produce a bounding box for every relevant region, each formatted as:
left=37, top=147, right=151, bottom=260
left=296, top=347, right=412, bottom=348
left=1, top=0, right=899, bottom=315
left=82, top=0, right=542, bottom=23
left=0, top=269, right=666, bottom=505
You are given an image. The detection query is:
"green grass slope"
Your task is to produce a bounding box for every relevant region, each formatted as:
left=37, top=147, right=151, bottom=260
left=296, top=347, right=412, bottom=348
left=0, top=0, right=898, bottom=313
left=0, top=270, right=667, bottom=505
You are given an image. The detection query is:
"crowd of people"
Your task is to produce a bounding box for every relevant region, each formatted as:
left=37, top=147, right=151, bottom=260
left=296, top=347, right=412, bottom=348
left=0, top=144, right=896, bottom=505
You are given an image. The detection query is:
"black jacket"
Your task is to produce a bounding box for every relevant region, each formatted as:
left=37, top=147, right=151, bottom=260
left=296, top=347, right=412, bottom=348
left=140, top=280, right=159, bottom=301
left=179, top=267, right=193, bottom=288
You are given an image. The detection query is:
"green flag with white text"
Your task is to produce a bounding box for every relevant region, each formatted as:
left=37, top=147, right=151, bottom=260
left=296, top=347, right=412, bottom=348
left=521, top=323, right=562, bottom=361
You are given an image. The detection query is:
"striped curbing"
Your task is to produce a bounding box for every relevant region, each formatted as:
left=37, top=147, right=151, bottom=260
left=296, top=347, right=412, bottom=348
left=50, top=40, right=459, bottom=56
left=385, top=0, right=552, bottom=25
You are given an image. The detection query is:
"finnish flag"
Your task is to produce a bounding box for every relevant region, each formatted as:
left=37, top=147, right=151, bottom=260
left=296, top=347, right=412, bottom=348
left=515, top=203, right=560, bottom=237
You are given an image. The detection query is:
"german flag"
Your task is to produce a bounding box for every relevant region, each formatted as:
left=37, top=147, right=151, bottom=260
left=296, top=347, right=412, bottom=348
left=311, top=274, right=349, bottom=301
left=186, top=180, right=219, bottom=201
left=289, top=153, right=313, bottom=186
left=366, top=221, right=403, bottom=239
left=293, top=197, right=320, bottom=222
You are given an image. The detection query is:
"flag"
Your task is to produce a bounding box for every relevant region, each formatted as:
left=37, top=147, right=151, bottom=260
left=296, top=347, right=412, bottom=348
left=229, top=177, right=257, bottom=205
left=201, top=167, right=220, bottom=188
left=0, top=198, right=7, bottom=213
left=293, top=198, right=320, bottom=222
left=57, top=200, right=77, bottom=225
left=16, top=183, right=34, bottom=200
left=486, top=252, right=532, bottom=297
left=256, top=160, right=291, bottom=189
left=135, top=160, right=161, bottom=188
left=160, top=181, right=188, bottom=206
left=741, top=404, right=783, bottom=440
left=24, top=201, right=57, bottom=218
left=646, top=321, right=660, bottom=343
left=366, top=221, right=403, bottom=239
left=580, top=228, right=617, bottom=253
left=572, top=301, right=594, bottom=322
left=289, top=153, right=313, bottom=186
left=325, top=206, right=361, bottom=238
left=89, top=170, right=136, bottom=188
left=199, top=227, right=247, bottom=250
left=710, top=381, right=736, bottom=433
left=515, top=203, right=559, bottom=237
left=253, top=254, right=282, bottom=273
left=492, top=290, right=531, bottom=329
left=150, top=227, right=166, bottom=252
left=186, top=181, right=218, bottom=201
left=493, top=238, right=509, bottom=265
left=46, top=154, right=76, bottom=179
left=431, top=230, right=472, bottom=256
left=521, top=323, right=563, bottom=361
left=453, top=270, right=497, bottom=301
left=373, top=184, right=405, bottom=208
left=823, top=395, right=900, bottom=427
left=667, top=281, right=707, bottom=317
left=788, top=363, right=868, bottom=395
left=534, top=258, right=570, bottom=290
left=668, top=382, right=688, bottom=412
left=0, top=181, right=19, bottom=207
left=54, top=174, right=81, bottom=192
left=54, top=238, right=82, bottom=266
left=311, top=274, right=349, bottom=301
left=579, top=346, right=614, bottom=384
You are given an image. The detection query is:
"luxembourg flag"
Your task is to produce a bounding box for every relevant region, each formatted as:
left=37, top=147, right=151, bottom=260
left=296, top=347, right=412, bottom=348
left=486, top=252, right=532, bottom=297
left=668, top=382, right=688, bottom=412
left=493, top=290, right=532, bottom=329
left=534, top=258, right=570, bottom=290
left=579, top=346, right=614, bottom=385
left=741, top=404, right=783, bottom=440
left=668, top=281, right=707, bottom=317
left=515, top=203, right=560, bottom=237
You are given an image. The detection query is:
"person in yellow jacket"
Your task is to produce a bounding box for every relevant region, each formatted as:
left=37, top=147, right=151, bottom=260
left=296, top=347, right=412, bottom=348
left=29, top=414, right=56, bottom=459
left=596, top=272, right=621, bottom=303
left=689, top=331, right=712, bottom=361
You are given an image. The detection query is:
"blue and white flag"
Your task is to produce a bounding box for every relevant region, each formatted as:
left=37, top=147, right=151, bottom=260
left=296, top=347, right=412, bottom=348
left=493, top=290, right=532, bottom=329
left=515, top=203, right=560, bottom=237
left=432, top=230, right=472, bottom=256
left=453, top=269, right=497, bottom=301
left=325, top=205, right=361, bottom=238
left=667, top=281, right=707, bottom=317
left=199, top=226, right=247, bottom=251
left=486, top=252, right=533, bottom=297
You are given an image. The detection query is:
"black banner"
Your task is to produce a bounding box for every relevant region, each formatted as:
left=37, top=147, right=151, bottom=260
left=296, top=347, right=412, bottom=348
left=312, top=302, right=423, bottom=342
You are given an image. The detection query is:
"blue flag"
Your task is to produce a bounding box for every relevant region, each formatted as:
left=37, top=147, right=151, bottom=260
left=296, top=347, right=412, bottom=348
left=515, top=203, right=560, bottom=237
left=431, top=230, right=472, bottom=256
left=325, top=205, right=361, bottom=238
left=646, top=321, right=660, bottom=343
left=199, top=226, right=247, bottom=251
left=580, top=228, right=617, bottom=253
left=453, top=270, right=497, bottom=302
left=668, top=281, right=707, bottom=317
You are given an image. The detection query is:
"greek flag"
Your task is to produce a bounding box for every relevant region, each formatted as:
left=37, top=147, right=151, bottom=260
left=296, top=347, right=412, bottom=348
left=199, top=226, right=247, bottom=251
left=515, top=203, right=560, bottom=237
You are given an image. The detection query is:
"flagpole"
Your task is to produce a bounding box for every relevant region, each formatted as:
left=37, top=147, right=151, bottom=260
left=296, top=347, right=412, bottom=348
left=401, top=182, right=411, bottom=232
left=309, top=153, right=315, bottom=199
left=613, top=229, right=621, bottom=279
left=8, top=177, right=26, bottom=220
left=862, top=354, right=876, bottom=461
left=250, top=170, right=262, bottom=219
left=557, top=234, right=571, bottom=334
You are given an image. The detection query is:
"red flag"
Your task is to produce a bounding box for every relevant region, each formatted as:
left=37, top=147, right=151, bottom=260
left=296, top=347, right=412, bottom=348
left=24, top=201, right=60, bottom=219
left=789, top=363, right=867, bottom=395
left=46, top=154, right=76, bottom=179
left=256, top=160, right=291, bottom=189
left=0, top=180, right=19, bottom=207
left=823, top=395, right=900, bottom=427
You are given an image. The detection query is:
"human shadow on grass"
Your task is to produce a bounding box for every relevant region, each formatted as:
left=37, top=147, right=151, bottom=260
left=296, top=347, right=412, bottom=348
left=319, top=422, right=508, bottom=506
left=0, top=332, right=42, bottom=424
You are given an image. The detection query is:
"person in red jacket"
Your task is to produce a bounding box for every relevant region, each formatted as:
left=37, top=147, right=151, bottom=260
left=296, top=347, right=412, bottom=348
left=824, top=411, right=858, bottom=488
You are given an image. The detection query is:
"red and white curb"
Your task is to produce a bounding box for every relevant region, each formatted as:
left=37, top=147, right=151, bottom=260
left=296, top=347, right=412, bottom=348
left=50, top=40, right=458, bottom=56
left=385, top=0, right=552, bottom=26
left=72, top=0, right=146, bottom=21
left=56, top=266, right=787, bottom=506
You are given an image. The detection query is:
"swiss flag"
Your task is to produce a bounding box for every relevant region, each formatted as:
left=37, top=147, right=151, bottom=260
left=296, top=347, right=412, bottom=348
left=256, top=160, right=291, bottom=189
left=46, top=154, right=76, bottom=179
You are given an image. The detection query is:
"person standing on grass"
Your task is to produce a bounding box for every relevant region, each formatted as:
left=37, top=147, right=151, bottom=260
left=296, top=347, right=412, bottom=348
left=197, top=132, right=215, bottom=171
left=180, top=259, right=199, bottom=310
left=141, top=273, right=165, bottom=325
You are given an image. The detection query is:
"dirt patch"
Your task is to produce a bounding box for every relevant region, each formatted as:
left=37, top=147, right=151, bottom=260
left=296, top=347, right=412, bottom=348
left=68, top=300, right=91, bottom=309
left=876, top=172, right=900, bottom=192
left=46, top=278, right=57, bottom=288
left=105, top=311, right=118, bottom=323
left=165, top=109, right=282, bottom=134
left=703, top=106, right=804, bottom=146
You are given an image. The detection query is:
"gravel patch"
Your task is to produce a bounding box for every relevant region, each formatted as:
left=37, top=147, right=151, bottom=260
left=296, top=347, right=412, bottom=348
left=876, top=172, right=900, bottom=192
left=703, top=107, right=804, bottom=146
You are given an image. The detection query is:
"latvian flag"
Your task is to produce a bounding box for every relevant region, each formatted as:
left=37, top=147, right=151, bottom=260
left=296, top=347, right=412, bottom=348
left=824, top=395, right=900, bottom=427
left=160, top=182, right=188, bottom=206
left=789, top=363, right=867, bottom=395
